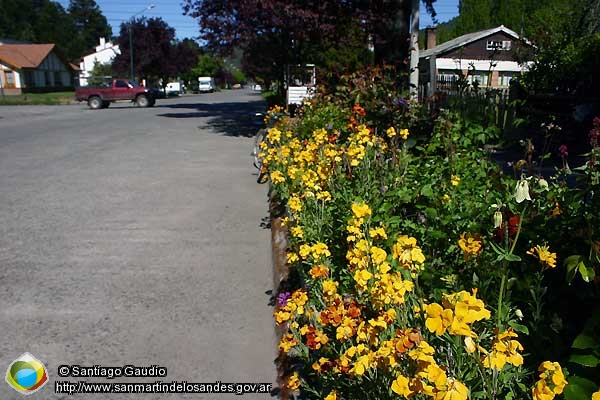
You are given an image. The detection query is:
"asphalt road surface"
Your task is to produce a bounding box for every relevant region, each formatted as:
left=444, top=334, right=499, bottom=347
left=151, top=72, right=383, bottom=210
left=0, top=90, right=277, bottom=399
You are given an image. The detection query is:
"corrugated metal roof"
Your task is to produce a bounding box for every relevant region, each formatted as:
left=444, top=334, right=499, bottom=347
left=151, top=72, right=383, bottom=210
left=0, top=43, right=55, bottom=68
left=420, top=25, right=526, bottom=59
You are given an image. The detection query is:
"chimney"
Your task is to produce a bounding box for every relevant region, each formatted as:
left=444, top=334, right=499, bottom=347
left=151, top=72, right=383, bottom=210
left=425, top=27, right=437, bottom=50
left=99, top=37, right=106, bottom=48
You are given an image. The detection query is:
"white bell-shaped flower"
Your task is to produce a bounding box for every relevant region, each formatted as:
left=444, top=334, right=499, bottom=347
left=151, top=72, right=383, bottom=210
left=515, top=178, right=532, bottom=203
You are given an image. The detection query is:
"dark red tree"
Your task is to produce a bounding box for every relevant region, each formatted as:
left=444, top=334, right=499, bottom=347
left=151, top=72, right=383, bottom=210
left=181, top=0, right=437, bottom=92
left=112, top=17, right=198, bottom=85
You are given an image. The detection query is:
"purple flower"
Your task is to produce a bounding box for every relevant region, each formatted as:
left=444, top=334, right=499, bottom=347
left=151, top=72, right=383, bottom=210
left=277, top=292, right=291, bottom=307
left=394, top=97, right=409, bottom=107
left=559, top=145, right=569, bottom=157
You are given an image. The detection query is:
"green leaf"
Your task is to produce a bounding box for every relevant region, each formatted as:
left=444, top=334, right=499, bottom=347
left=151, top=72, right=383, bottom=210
left=578, top=263, right=595, bottom=283
left=508, top=321, right=530, bottom=335
left=420, top=185, right=434, bottom=199
left=572, top=334, right=599, bottom=350
left=568, top=354, right=600, bottom=367
left=504, top=253, right=522, bottom=262
left=563, top=376, right=597, bottom=400
left=488, top=241, right=505, bottom=256
left=424, top=207, right=438, bottom=219
left=564, top=255, right=585, bottom=283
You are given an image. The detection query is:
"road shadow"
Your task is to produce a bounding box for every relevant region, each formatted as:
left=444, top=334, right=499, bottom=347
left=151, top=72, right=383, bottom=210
left=155, top=98, right=266, bottom=137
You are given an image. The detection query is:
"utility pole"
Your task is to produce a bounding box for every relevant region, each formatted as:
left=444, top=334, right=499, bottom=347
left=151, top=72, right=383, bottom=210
left=409, top=0, right=420, bottom=100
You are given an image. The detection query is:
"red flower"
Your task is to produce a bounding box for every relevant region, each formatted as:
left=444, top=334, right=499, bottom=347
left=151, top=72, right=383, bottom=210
left=494, top=213, right=520, bottom=243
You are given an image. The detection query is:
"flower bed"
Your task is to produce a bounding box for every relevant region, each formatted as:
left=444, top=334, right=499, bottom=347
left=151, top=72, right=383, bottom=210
left=262, top=69, right=600, bottom=400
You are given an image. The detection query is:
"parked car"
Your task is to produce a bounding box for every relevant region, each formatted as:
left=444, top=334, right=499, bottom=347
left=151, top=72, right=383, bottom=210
left=148, top=86, right=166, bottom=99
left=75, top=79, right=155, bottom=109
left=165, top=82, right=184, bottom=96
left=198, top=77, right=215, bottom=93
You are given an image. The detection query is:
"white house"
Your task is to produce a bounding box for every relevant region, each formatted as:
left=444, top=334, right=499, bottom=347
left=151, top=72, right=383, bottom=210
left=419, top=25, right=534, bottom=98
left=0, top=40, right=76, bottom=94
left=78, top=37, right=120, bottom=86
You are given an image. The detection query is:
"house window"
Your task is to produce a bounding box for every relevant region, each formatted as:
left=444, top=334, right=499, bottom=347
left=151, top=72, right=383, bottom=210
left=467, top=71, right=490, bottom=87
left=4, top=70, right=15, bottom=88
left=486, top=40, right=512, bottom=51
left=437, top=70, right=460, bottom=82
left=498, top=72, right=516, bottom=87
left=54, top=72, right=62, bottom=86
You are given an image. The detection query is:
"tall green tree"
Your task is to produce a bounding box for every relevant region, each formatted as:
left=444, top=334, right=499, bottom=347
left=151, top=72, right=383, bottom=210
left=67, top=0, right=112, bottom=57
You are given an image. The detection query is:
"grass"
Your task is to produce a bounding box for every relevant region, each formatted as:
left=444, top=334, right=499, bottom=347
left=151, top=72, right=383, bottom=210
left=0, top=91, right=75, bottom=105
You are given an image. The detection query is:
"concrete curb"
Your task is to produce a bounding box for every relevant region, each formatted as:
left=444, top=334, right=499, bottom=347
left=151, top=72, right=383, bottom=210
left=269, top=194, right=291, bottom=400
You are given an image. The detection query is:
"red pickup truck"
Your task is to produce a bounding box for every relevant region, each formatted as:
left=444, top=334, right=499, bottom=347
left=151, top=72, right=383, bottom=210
left=75, top=79, right=156, bottom=109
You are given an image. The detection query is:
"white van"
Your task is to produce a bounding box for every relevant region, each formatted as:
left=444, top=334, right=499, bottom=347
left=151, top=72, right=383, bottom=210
left=165, top=82, right=183, bottom=96
left=198, top=77, right=215, bottom=93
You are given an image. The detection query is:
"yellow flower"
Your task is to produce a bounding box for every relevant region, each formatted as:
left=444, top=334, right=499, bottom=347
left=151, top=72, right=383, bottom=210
left=290, top=225, right=303, bottom=238
left=324, top=391, right=338, bottom=400
left=532, top=361, right=567, bottom=400
left=386, top=126, right=397, bottom=137
left=266, top=127, right=282, bottom=143
left=322, top=280, right=339, bottom=297
left=391, top=374, right=413, bottom=397
left=370, top=246, right=388, bottom=265
left=392, top=235, right=426, bottom=271
left=483, top=328, right=524, bottom=370
left=287, top=252, right=299, bottom=263
left=349, top=354, right=371, bottom=376
left=451, top=175, right=460, bottom=186
left=591, top=390, right=600, bottom=400
left=270, top=170, right=285, bottom=184
left=437, top=377, right=469, bottom=400
left=458, top=233, right=482, bottom=258
left=351, top=202, right=372, bottom=218
left=353, top=269, right=373, bottom=288
left=424, top=303, right=453, bottom=336
left=316, top=191, right=332, bottom=202
left=399, top=128, right=410, bottom=139
left=527, top=245, right=557, bottom=268
left=285, top=372, right=301, bottom=392
left=309, top=264, right=329, bottom=279
left=278, top=333, right=297, bottom=352
left=369, top=226, right=388, bottom=240
left=288, top=195, right=302, bottom=213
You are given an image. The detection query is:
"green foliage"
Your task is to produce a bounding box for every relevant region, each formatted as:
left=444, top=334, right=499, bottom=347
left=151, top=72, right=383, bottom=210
left=261, top=66, right=600, bottom=398
left=87, top=61, right=113, bottom=86
left=192, top=54, right=222, bottom=78
left=0, top=0, right=111, bottom=61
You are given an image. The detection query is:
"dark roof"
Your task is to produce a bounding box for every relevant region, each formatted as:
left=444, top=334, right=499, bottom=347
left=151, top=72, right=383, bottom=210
left=421, top=25, right=531, bottom=59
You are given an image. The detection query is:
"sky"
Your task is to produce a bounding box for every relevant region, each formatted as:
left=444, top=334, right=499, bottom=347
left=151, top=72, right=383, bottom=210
left=57, top=0, right=459, bottom=42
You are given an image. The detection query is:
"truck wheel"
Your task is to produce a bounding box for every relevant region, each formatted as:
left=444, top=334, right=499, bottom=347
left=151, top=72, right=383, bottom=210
left=136, top=95, right=149, bottom=107
left=88, top=96, right=102, bottom=110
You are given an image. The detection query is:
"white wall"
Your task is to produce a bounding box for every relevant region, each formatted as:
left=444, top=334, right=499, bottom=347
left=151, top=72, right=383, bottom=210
left=79, top=38, right=120, bottom=86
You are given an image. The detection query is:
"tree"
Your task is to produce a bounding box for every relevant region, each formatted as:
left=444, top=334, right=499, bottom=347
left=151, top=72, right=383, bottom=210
left=181, top=0, right=438, bottom=91
left=0, top=0, right=108, bottom=61
left=111, top=18, right=198, bottom=86
left=87, top=60, right=113, bottom=86
left=67, top=0, right=112, bottom=57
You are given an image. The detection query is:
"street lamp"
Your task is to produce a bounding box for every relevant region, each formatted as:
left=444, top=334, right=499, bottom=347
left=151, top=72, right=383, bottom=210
left=129, top=4, right=155, bottom=82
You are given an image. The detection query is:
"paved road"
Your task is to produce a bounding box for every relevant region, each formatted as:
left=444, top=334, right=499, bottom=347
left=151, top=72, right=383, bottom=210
left=0, top=90, right=276, bottom=399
